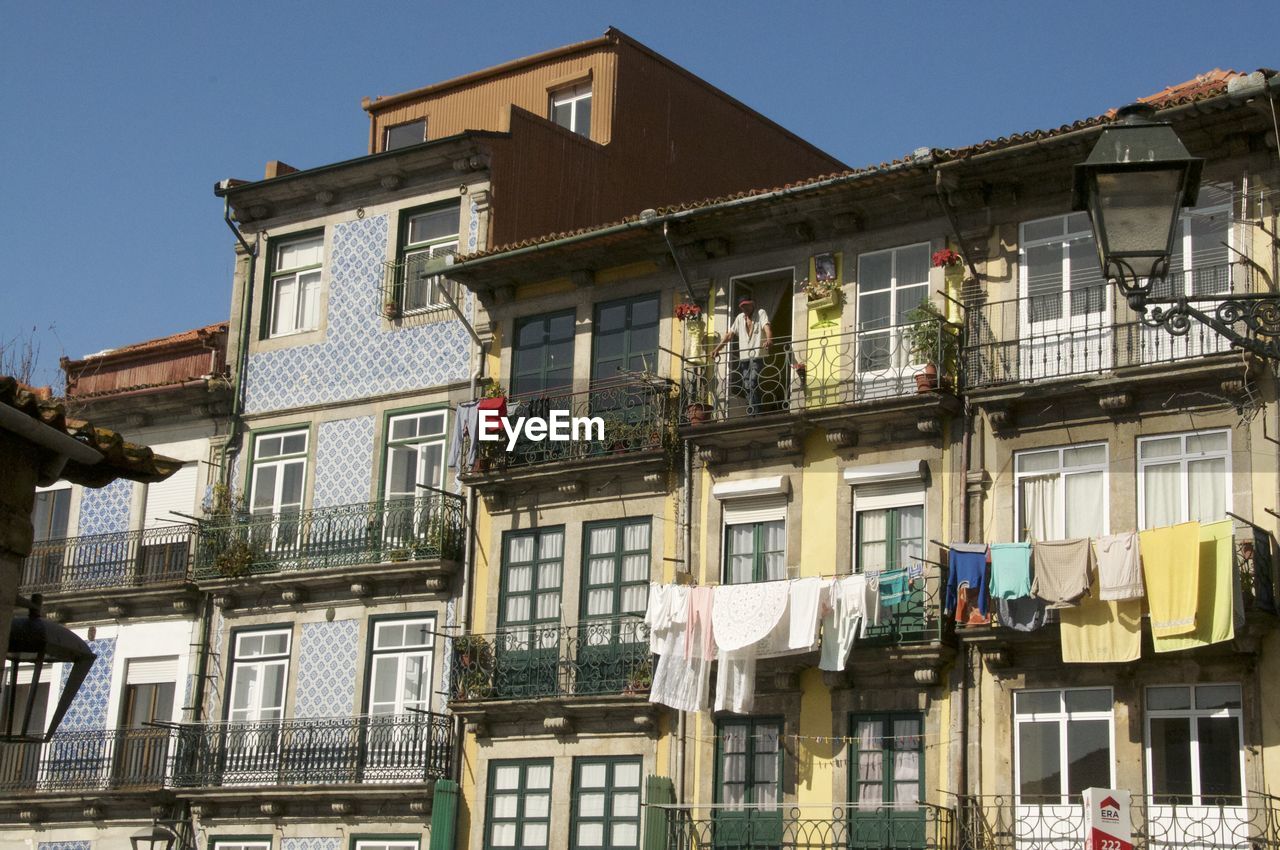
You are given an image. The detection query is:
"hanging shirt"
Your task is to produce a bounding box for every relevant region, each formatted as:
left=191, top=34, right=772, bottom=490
left=819, top=574, right=880, bottom=672
left=945, top=543, right=989, bottom=619
left=1094, top=532, right=1144, bottom=601
left=990, top=542, right=1033, bottom=600
left=685, top=586, right=716, bottom=660
left=787, top=577, right=827, bottom=651
left=879, top=569, right=910, bottom=606
left=447, top=400, right=481, bottom=475
left=997, top=596, right=1048, bottom=632
left=1060, top=580, right=1142, bottom=663
left=1031, top=538, right=1093, bottom=609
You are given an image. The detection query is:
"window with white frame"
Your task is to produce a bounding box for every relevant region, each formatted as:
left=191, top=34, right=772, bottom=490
left=249, top=430, right=307, bottom=551
left=1014, top=688, right=1113, bottom=802
left=226, top=629, right=290, bottom=723
left=398, top=203, right=460, bottom=313
left=1020, top=213, right=1105, bottom=326
left=367, top=617, right=434, bottom=715
left=1014, top=443, right=1108, bottom=542
left=1138, top=430, right=1230, bottom=529
left=856, top=243, right=930, bottom=374
left=1146, top=684, right=1243, bottom=805
left=385, top=411, right=448, bottom=500
left=550, top=82, right=591, bottom=137
left=268, top=234, right=323, bottom=337
left=1152, top=183, right=1234, bottom=298
left=211, top=841, right=271, bottom=850
left=354, top=840, right=419, bottom=850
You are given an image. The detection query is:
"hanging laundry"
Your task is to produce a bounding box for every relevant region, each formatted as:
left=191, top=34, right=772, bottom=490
left=1060, top=575, right=1142, bottom=663
left=819, top=574, right=880, bottom=672
left=990, top=542, right=1032, bottom=600
left=644, top=583, right=685, bottom=653
left=685, top=586, right=716, bottom=660
left=1140, top=521, right=1201, bottom=638
left=711, top=581, right=791, bottom=714
left=945, top=543, right=990, bottom=621
left=996, top=595, right=1048, bottom=632
left=787, top=577, right=828, bottom=651
left=476, top=396, right=507, bottom=441
left=714, top=649, right=756, bottom=713
left=878, top=569, right=910, bottom=607
left=1093, top=532, right=1144, bottom=601
left=1154, top=520, right=1234, bottom=652
left=1031, top=538, right=1093, bottom=608
left=447, top=400, right=482, bottom=475
left=648, top=585, right=713, bottom=712
left=1252, top=528, right=1277, bottom=614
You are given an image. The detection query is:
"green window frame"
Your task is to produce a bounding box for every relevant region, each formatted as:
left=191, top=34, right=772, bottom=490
left=383, top=409, right=449, bottom=499
left=716, top=717, right=783, bottom=808
left=590, top=293, right=659, bottom=385
left=723, top=519, right=786, bottom=584
left=499, top=527, right=565, bottom=629
left=854, top=505, right=923, bottom=573
left=350, top=835, right=421, bottom=850
left=395, top=202, right=460, bottom=314
left=486, top=758, right=553, bottom=850
left=581, top=519, right=651, bottom=620
left=511, top=309, right=576, bottom=397
left=571, top=756, right=642, bottom=850
left=262, top=231, right=324, bottom=339
left=849, top=712, right=924, bottom=805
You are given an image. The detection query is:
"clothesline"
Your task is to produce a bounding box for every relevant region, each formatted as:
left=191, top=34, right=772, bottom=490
left=675, top=557, right=940, bottom=588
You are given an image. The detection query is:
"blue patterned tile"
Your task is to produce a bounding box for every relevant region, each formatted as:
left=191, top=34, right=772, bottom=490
left=313, top=417, right=375, bottom=508
left=59, top=637, right=115, bottom=731
left=77, top=479, right=133, bottom=536
left=242, top=214, right=473, bottom=414
left=293, top=619, right=359, bottom=718
left=40, top=842, right=91, bottom=850
left=283, top=839, right=341, bottom=850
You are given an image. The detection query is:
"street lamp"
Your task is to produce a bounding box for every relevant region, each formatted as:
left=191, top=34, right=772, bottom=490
left=1074, top=102, right=1280, bottom=362
left=2, top=595, right=96, bottom=743
left=130, top=823, right=180, bottom=850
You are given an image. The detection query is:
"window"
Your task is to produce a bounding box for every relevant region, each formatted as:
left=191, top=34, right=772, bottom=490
left=31, top=487, right=70, bottom=541
left=572, top=757, right=642, bottom=850
left=367, top=617, right=434, bottom=715
left=511, top=310, right=575, bottom=397
left=591, top=294, right=659, bottom=384
left=850, top=713, right=923, bottom=806
left=501, top=528, right=564, bottom=629
left=397, top=203, right=460, bottom=313
left=486, top=760, right=553, bottom=850
left=1153, top=183, right=1234, bottom=298
left=211, top=841, right=271, bottom=850
left=384, top=118, right=427, bottom=151
left=355, top=841, right=419, bottom=850
left=118, top=657, right=177, bottom=783
left=716, top=718, right=783, bottom=847
left=581, top=519, right=651, bottom=620
left=1146, top=684, right=1243, bottom=805
left=384, top=411, right=448, bottom=500
left=1019, top=214, right=1108, bottom=377
left=722, top=494, right=787, bottom=585
left=857, top=243, right=930, bottom=375
left=855, top=504, right=922, bottom=574
left=550, top=83, right=591, bottom=137
left=1014, top=688, right=1113, bottom=803
left=226, top=629, right=290, bottom=722
left=1138, top=430, right=1230, bottom=529
left=268, top=235, right=323, bottom=337
left=249, top=430, right=307, bottom=549
left=1015, top=443, right=1108, bottom=541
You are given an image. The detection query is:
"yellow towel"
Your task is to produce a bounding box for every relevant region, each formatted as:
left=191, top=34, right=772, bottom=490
left=1154, top=519, right=1235, bottom=652
left=1140, top=521, right=1201, bottom=637
left=1060, top=576, right=1142, bottom=663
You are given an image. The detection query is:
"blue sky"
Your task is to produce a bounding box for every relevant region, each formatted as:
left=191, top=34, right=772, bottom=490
left=2, top=1, right=1277, bottom=385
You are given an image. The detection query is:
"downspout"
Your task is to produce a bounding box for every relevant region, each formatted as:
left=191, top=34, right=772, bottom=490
left=456, top=337, right=487, bottom=780
left=218, top=192, right=259, bottom=491
left=677, top=438, right=692, bottom=802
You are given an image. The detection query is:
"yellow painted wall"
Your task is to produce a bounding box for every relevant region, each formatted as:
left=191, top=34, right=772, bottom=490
left=799, top=431, right=838, bottom=578
left=796, top=668, right=835, bottom=805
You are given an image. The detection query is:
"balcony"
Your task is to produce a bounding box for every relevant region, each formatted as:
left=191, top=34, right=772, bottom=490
left=171, top=713, right=452, bottom=789
left=660, top=803, right=956, bottom=850
left=862, top=564, right=950, bottom=646
left=959, top=793, right=1280, bottom=850
left=449, top=618, right=654, bottom=735
left=679, top=321, right=960, bottom=461
left=0, top=727, right=172, bottom=795
left=964, top=262, right=1254, bottom=393
left=194, top=494, right=465, bottom=595
left=381, top=255, right=461, bottom=319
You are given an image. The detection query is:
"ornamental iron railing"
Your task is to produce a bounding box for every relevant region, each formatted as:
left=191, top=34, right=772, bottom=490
left=450, top=618, right=652, bottom=701
left=0, top=727, right=172, bottom=792
left=660, top=803, right=956, bottom=850
left=194, top=493, right=465, bottom=580
left=861, top=563, right=950, bottom=646
left=680, top=319, right=959, bottom=426
left=381, top=253, right=461, bottom=318
left=958, top=793, right=1280, bottom=850
left=963, top=262, right=1252, bottom=389
left=21, top=525, right=194, bottom=594
left=171, top=713, right=452, bottom=787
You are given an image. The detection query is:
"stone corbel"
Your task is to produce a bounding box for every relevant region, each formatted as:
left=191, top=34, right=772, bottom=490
left=423, top=577, right=449, bottom=593
left=331, top=801, right=354, bottom=815
left=350, top=581, right=373, bottom=598
left=916, top=415, right=942, bottom=436
left=82, top=803, right=104, bottom=820
left=189, top=802, right=215, bottom=820
left=314, top=190, right=335, bottom=206
left=379, top=174, right=402, bottom=191
left=482, top=490, right=508, bottom=512
left=983, top=404, right=1014, bottom=432
left=466, top=719, right=489, bottom=739
left=1097, top=392, right=1132, bottom=413
left=410, top=797, right=434, bottom=815
left=106, top=603, right=127, bottom=619
left=543, top=715, right=573, bottom=735
left=825, top=428, right=857, bottom=450
left=696, top=446, right=725, bottom=466
left=913, top=668, right=940, bottom=686
left=556, top=479, right=585, bottom=498
left=172, top=597, right=195, bottom=615
left=280, top=587, right=306, bottom=605
left=259, top=802, right=283, bottom=817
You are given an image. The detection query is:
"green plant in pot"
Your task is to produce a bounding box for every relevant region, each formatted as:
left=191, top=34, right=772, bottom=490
left=904, top=299, right=959, bottom=392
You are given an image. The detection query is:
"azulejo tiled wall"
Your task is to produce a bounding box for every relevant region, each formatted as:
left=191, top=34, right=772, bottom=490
left=283, top=838, right=341, bottom=850
left=243, top=214, right=472, bottom=414
left=60, top=637, right=116, bottom=731
left=313, top=417, right=375, bottom=508
left=77, top=478, right=133, bottom=536
left=293, top=619, right=359, bottom=718
left=39, top=842, right=91, bottom=850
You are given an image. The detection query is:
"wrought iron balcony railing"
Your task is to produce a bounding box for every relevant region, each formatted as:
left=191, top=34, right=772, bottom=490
left=963, top=262, right=1253, bottom=389
left=680, top=319, right=959, bottom=426
left=171, top=713, right=453, bottom=787
left=661, top=803, right=956, bottom=850
left=381, top=253, right=461, bottom=318
left=21, top=525, right=194, bottom=594
left=450, top=618, right=652, bottom=702
left=468, top=380, right=676, bottom=473
left=194, top=493, right=465, bottom=580
left=958, top=793, right=1280, bottom=850
left=0, top=727, right=172, bottom=793
left=860, top=563, right=950, bottom=646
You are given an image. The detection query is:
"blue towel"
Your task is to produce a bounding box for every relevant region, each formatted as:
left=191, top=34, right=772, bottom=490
left=946, top=544, right=989, bottom=617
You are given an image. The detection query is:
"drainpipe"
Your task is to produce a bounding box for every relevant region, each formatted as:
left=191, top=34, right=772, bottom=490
left=676, top=438, right=693, bottom=802
left=455, top=332, right=488, bottom=780
left=217, top=191, right=259, bottom=491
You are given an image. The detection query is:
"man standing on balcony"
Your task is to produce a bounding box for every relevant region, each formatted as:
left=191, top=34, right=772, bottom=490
left=711, top=295, right=772, bottom=416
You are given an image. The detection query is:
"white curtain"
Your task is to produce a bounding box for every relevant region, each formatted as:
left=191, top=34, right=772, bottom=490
left=1144, top=463, right=1183, bottom=528
left=763, top=520, right=786, bottom=581
left=1064, top=470, right=1105, bottom=539
left=1021, top=475, right=1058, bottom=542
left=892, top=718, right=921, bottom=805
left=728, top=525, right=755, bottom=584
left=858, top=509, right=888, bottom=573
left=1188, top=457, right=1227, bottom=524
left=856, top=720, right=883, bottom=805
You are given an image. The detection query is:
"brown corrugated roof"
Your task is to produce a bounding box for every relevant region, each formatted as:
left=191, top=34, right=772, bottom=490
left=458, top=68, right=1254, bottom=262
left=0, top=376, right=182, bottom=487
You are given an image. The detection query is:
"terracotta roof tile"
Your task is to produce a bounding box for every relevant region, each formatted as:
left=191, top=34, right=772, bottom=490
left=73, top=322, right=228, bottom=363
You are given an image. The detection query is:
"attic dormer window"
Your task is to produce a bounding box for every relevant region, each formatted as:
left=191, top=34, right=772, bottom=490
left=550, top=83, right=591, bottom=137
left=384, top=119, right=427, bottom=151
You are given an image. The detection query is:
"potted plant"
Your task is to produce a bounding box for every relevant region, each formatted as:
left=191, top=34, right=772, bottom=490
left=904, top=299, right=959, bottom=392
left=931, top=248, right=964, bottom=269
left=803, top=276, right=843, bottom=311
left=622, top=662, right=653, bottom=695
left=382, top=300, right=400, bottom=319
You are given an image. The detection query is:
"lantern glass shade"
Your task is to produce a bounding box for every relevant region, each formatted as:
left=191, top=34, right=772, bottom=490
left=131, top=824, right=178, bottom=850
left=2, top=611, right=96, bottom=742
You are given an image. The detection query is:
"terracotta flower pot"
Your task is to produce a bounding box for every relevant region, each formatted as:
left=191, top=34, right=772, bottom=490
left=915, top=363, right=939, bottom=393
left=686, top=403, right=710, bottom=425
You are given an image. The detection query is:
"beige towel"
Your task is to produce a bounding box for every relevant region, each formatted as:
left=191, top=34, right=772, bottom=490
left=1154, top=520, right=1235, bottom=652
left=1060, top=572, right=1142, bottom=663
left=1031, top=538, right=1093, bottom=608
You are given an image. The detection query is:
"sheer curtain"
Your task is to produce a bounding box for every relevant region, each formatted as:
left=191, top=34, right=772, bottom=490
left=1064, top=470, right=1105, bottom=539
left=1144, top=463, right=1183, bottom=529
left=892, top=718, right=921, bottom=806
left=1021, top=475, right=1058, bottom=542
left=856, top=720, right=884, bottom=806
left=763, top=520, right=786, bottom=581
left=1188, top=457, right=1227, bottom=524
left=728, top=525, right=755, bottom=584
left=857, top=510, right=888, bottom=573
